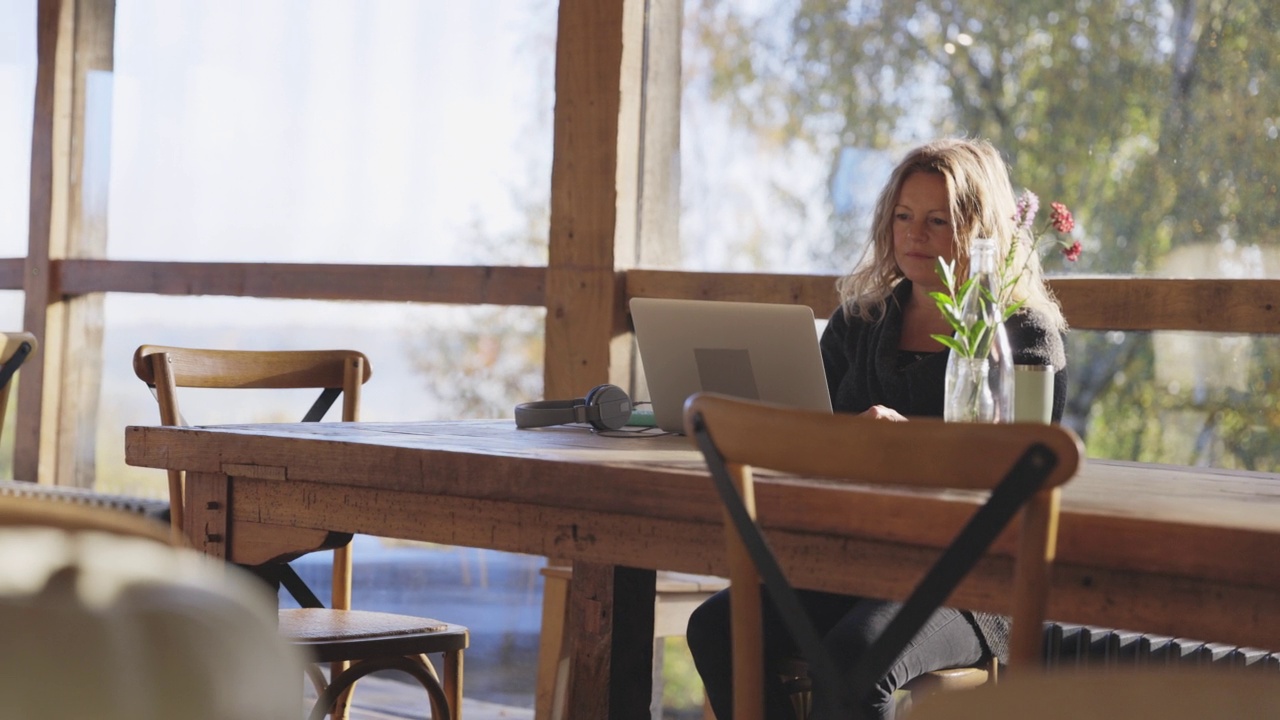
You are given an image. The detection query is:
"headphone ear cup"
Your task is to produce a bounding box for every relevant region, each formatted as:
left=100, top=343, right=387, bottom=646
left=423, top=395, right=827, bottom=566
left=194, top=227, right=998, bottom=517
left=584, top=384, right=632, bottom=431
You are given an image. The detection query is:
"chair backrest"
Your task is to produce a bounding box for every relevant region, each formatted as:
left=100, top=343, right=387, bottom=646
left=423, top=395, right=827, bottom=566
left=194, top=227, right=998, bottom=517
left=0, top=332, right=38, bottom=440
left=684, top=392, right=1083, bottom=720
left=132, top=345, right=372, bottom=608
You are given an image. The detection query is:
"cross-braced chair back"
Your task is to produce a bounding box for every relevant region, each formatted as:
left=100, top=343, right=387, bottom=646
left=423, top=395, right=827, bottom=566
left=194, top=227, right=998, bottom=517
left=684, top=392, right=1083, bottom=720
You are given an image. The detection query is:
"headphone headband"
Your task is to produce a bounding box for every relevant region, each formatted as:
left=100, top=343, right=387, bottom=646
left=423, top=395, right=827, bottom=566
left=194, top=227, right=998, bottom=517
left=515, top=384, right=632, bottom=431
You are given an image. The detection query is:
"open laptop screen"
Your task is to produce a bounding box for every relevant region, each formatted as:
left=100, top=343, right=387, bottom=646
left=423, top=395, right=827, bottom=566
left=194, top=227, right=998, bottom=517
left=630, top=297, right=833, bottom=433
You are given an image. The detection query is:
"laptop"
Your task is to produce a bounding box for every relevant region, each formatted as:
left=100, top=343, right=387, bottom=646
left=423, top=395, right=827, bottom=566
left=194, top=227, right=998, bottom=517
left=630, top=297, right=833, bottom=433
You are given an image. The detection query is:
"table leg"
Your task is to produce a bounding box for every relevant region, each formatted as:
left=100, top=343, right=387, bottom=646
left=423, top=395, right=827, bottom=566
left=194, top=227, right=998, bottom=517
left=184, top=471, right=230, bottom=559
left=565, top=561, right=657, bottom=720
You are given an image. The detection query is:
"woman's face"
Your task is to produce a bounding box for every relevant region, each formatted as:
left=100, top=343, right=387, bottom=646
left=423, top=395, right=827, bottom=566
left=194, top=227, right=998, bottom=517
left=892, top=171, right=956, bottom=292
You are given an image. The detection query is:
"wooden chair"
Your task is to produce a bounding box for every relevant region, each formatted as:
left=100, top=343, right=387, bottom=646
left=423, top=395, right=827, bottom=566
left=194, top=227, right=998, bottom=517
left=133, top=345, right=469, bottom=720
left=0, top=333, right=142, bottom=513
left=684, top=392, right=1083, bottom=720
left=908, top=669, right=1280, bottom=719
left=536, top=565, right=726, bottom=719
left=0, top=492, right=172, bottom=545
left=0, top=332, right=35, bottom=441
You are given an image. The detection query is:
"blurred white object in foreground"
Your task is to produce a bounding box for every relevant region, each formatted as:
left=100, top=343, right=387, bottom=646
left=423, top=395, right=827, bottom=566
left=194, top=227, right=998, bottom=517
left=0, top=510, right=305, bottom=720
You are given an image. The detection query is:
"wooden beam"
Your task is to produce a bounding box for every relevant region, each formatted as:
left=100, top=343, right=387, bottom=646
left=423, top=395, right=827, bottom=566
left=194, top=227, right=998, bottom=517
left=624, top=270, right=1280, bottom=336
left=1047, top=277, right=1280, bottom=334
left=52, top=260, right=546, bottom=306
left=42, top=263, right=1278, bottom=336
left=625, top=269, right=842, bottom=325
left=543, top=0, right=642, bottom=400
left=0, top=259, right=26, bottom=289
left=18, top=0, right=115, bottom=487
left=635, top=0, right=682, bottom=269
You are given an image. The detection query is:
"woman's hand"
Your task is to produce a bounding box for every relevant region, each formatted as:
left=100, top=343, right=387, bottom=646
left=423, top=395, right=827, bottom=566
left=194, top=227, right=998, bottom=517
left=860, top=405, right=908, bottom=422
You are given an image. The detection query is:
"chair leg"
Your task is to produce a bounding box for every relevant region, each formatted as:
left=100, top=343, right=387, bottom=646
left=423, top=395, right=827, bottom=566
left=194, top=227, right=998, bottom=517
left=305, top=663, right=328, bottom=699
left=445, top=649, right=465, bottom=720
left=535, top=571, right=570, bottom=720
left=330, top=660, right=352, bottom=720
left=331, top=544, right=355, bottom=720
left=309, top=655, right=453, bottom=720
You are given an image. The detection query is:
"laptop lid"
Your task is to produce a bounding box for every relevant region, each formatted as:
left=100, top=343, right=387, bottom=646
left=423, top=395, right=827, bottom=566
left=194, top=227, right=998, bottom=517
left=630, top=297, right=834, bottom=433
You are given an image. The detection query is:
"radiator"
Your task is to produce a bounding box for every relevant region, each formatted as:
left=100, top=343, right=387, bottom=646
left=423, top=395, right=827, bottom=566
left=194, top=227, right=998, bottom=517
left=1044, top=623, right=1280, bottom=671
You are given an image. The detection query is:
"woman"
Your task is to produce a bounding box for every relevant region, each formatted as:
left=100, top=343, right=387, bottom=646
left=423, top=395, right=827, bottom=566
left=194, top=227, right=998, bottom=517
left=686, top=138, right=1068, bottom=719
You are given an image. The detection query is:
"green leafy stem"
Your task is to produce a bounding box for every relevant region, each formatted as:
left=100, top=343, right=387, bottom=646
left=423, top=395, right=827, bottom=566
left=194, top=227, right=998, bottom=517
left=929, top=258, right=1006, bottom=359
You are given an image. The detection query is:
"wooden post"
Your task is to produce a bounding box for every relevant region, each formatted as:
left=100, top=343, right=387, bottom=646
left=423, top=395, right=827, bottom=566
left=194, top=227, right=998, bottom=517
left=544, top=0, right=649, bottom=400
left=543, top=0, right=681, bottom=400
left=546, top=3, right=678, bottom=718
left=17, top=0, right=113, bottom=487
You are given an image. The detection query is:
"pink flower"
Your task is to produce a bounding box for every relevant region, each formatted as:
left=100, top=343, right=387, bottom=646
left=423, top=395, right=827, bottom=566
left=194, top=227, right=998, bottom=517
left=1050, top=202, right=1075, bottom=233
left=1014, top=191, right=1040, bottom=232
left=1062, top=240, right=1082, bottom=262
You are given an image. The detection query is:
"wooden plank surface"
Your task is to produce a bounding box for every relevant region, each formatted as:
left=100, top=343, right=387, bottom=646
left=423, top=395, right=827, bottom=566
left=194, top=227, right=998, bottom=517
left=53, top=260, right=547, bottom=306
left=124, top=419, right=1280, bottom=653
left=623, top=270, right=1280, bottom=335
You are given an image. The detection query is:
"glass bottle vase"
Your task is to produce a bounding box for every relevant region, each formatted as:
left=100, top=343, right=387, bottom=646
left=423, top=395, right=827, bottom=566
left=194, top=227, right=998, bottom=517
left=942, top=237, right=1015, bottom=423
left=943, top=322, right=1014, bottom=423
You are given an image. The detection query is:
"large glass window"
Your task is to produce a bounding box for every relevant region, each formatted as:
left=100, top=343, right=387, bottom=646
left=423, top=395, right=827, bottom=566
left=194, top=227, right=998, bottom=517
left=0, top=0, right=34, bottom=263
left=0, top=0, right=35, bottom=476
left=98, top=3, right=557, bottom=710
left=679, top=1, right=1280, bottom=469
left=681, top=1, right=1280, bottom=280
left=109, top=0, right=554, bottom=265
left=101, top=0, right=556, bottom=497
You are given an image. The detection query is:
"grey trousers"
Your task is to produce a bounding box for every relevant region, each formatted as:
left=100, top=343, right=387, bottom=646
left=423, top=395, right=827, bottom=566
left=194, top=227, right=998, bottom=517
left=686, top=588, right=986, bottom=720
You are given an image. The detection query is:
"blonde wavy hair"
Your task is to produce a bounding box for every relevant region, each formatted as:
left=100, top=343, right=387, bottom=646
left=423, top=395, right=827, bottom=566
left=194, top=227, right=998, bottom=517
left=836, top=138, right=1066, bottom=333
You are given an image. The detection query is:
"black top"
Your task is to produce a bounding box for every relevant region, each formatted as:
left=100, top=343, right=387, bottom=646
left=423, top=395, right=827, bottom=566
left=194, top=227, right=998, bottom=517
left=820, top=280, right=1068, bottom=421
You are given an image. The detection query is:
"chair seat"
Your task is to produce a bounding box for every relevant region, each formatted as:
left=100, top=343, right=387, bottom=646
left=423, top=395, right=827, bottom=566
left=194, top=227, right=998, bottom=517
left=905, top=666, right=991, bottom=693
left=280, top=608, right=469, bottom=663
left=780, top=659, right=991, bottom=698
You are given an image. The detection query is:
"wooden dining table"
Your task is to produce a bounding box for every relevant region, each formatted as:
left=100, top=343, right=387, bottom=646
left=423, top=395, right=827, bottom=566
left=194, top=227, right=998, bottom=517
left=125, top=419, right=1280, bottom=719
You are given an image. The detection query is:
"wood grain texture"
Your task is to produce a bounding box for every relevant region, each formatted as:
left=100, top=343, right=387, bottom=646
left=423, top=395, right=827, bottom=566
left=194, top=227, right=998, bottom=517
left=543, top=0, right=637, bottom=399
left=1048, top=277, right=1280, bottom=333
left=125, top=420, right=1280, bottom=655
left=188, top=469, right=1280, bottom=654
left=694, top=392, right=1070, bottom=680
left=53, top=259, right=546, bottom=306
left=565, top=561, right=655, bottom=720
left=624, top=270, right=1280, bottom=335
left=185, top=470, right=227, bottom=560
left=17, top=0, right=70, bottom=485
left=685, top=393, right=1082, bottom=491
left=122, top=421, right=1280, bottom=588
left=0, top=258, right=23, bottom=289
left=132, top=345, right=371, bottom=389
left=16, top=0, right=115, bottom=488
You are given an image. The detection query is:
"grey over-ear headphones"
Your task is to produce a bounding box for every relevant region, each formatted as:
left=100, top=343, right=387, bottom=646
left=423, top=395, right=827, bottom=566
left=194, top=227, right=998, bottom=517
left=514, top=384, right=633, bottom=431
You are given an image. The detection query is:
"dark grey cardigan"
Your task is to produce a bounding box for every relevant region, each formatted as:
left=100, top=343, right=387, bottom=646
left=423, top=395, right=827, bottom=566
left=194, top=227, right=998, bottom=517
left=820, top=280, right=1067, bottom=421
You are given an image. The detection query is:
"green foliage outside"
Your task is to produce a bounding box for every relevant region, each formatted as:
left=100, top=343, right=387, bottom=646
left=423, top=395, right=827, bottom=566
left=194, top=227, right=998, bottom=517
left=662, top=636, right=710, bottom=718
left=686, top=0, right=1280, bottom=469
